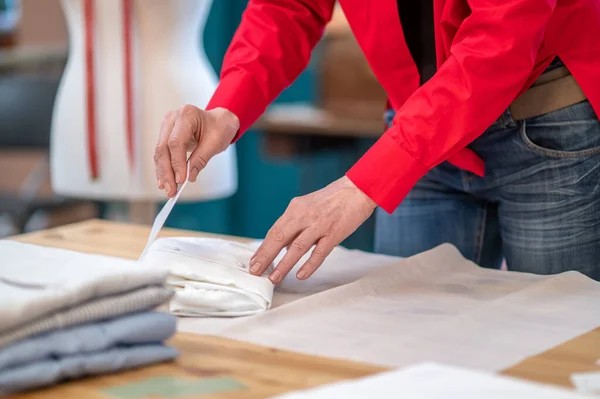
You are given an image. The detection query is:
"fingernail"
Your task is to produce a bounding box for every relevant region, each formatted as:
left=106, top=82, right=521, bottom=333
left=191, top=167, right=199, bottom=181
left=164, top=182, right=171, bottom=194
left=250, top=262, right=261, bottom=274
left=175, top=172, right=181, bottom=183
left=297, top=270, right=306, bottom=280
left=269, top=270, right=280, bottom=283
left=157, top=179, right=162, bottom=188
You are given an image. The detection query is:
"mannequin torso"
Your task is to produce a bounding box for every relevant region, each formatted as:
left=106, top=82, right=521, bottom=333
left=51, top=0, right=237, bottom=201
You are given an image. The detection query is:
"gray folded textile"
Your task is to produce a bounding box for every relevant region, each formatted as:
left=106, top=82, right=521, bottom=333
left=0, top=311, right=178, bottom=394
left=0, top=286, right=174, bottom=349
left=0, top=344, right=178, bottom=395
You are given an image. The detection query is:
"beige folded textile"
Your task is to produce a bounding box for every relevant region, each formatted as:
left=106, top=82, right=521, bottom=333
left=0, top=240, right=169, bottom=334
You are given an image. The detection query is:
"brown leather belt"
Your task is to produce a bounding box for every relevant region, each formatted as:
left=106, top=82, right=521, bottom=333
left=509, top=66, right=587, bottom=120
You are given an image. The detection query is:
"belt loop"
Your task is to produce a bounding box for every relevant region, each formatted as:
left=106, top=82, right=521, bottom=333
left=505, top=107, right=516, bottom=126
left=499, top=109, right=514, bottom=128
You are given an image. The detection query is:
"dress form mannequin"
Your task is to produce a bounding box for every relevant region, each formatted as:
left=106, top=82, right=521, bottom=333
left=50, top=0, right=237, bottom=214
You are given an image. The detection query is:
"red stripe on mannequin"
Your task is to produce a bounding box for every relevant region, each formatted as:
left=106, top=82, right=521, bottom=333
left=123, top=0, right=135, bottom=172
left=84, top=0, right=98, bottom=179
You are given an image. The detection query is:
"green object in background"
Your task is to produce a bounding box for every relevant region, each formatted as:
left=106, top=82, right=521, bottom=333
left=103, top=376, right=246, bottom=399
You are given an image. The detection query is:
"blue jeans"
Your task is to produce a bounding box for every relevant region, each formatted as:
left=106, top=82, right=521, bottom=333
left=375, top=100, right=600, bottom=281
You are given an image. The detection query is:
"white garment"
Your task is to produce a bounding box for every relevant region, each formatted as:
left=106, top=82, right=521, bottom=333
left=0, top=240, right=169, bottom=333
left=140, top=237, right=275, bottom=317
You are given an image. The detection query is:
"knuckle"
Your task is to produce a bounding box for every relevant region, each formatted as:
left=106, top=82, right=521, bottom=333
left=268, top=226, right=286, bottom=243
left=180, top=104, right=198, bottom=118
left=303, top=256, right=320, bottom=269
left=289, top=239, right=306, bottom=253
left=155, top=163, right=166, bottom=178
left=193, top=154, right=209, bottom=169
left=311, top=246, right=329, bottom=260
left=289, top=196, right=304, bottom=208
left=167, top=136, right=182, bottom=149
left=153, top=149, right=164, bottom=163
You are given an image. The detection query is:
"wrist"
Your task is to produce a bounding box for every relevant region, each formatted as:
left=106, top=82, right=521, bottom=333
left=341, top=175, right=377, bottom=209
left=210, top=107, right=240, bottom=137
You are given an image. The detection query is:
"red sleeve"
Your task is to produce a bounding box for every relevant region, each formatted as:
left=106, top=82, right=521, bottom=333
left=206, top=0, right=335, bottom=140
left=346, top=0, right=557, bottom=213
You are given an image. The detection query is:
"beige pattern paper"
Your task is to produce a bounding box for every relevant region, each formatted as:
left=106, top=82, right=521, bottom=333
left=178, top=244, right=600, bottom=372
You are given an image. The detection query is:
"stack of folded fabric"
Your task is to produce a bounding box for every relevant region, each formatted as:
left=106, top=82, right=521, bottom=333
left=0, top=240, right=179, bottom=395
left=140, top=236, right=275, bottom=317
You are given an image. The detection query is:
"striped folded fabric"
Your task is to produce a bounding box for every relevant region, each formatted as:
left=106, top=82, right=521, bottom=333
left=0, top=286, right=174, bottom=349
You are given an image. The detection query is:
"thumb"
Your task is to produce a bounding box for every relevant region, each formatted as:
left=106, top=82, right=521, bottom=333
left=187, top=144, right=216, bottom=182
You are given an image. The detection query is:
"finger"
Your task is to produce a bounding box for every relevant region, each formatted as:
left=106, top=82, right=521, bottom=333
left=154, top=111, right=176, bottom=193
left=250, top=218, right=300, bottom=276
left=268, top=228, right=321, bottom=284
left=187, top=143, right=213, bottom=182
left=168, top=114, right=196, bottom=188
left=296, top=237, right=335, bottom=280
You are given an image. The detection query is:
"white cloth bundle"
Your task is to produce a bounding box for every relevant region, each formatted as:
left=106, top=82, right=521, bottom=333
left=140, top=237, right=275, bottom=317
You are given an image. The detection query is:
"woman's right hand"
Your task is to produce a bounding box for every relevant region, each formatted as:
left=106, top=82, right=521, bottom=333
left=154, top=105, right=239, bottom=198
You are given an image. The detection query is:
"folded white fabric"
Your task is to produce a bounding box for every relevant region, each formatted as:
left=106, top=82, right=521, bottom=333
left=0, top=240, right=169, bottom=333
left=140, top=237, right=275, bottom=317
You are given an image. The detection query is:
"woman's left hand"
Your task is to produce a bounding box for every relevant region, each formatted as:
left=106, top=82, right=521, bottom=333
left=249, top=176, right=377, bottom=284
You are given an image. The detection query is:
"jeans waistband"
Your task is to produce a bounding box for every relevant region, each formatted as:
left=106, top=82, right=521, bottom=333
left=383, top=57, right=565, bottom=128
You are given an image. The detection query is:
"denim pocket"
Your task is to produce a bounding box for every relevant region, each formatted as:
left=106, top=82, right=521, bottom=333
left=519, top=101, right=600, bottom=158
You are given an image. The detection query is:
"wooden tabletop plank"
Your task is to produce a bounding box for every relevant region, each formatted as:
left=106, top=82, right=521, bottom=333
left=7, top=219, right=600, bottom=398
left=9, top=218, right=251, bottom=259
left=503, top=327, right=600, bottom=386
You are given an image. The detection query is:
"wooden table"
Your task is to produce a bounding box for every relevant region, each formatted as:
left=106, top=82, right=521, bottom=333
left=8, top=219, right=600, bottom=398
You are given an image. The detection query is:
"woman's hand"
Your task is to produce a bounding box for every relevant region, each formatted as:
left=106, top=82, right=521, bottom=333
left=250, top=176, right=377, bottom=283
left=154, top=105, right=239, bottom=197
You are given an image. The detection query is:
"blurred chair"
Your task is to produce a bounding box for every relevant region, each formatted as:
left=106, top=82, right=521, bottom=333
left=0, top=73, right=97, bottom=235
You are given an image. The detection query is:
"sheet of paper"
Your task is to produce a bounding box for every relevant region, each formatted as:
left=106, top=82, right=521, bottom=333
left=571, top=371, right=600, bottom=394
left=271, top=362, right=591, bottom=399
left=145, top=160, right=600, bottom=373
left=139, top=163, right=190, bottom=260
left=177, top=244, right=600, bottom=372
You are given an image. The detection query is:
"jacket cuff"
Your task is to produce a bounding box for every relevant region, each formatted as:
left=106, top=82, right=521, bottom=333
left=346, top=133, right=429, bottom=214
left=206, top=72, right=265, bottom=143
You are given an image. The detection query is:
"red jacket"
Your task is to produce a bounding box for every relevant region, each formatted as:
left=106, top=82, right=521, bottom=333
left=207, top=0, right=600, bottom=213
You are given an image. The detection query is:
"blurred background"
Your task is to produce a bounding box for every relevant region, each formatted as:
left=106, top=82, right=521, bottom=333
left=0, top=0, right=387, bottom=251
